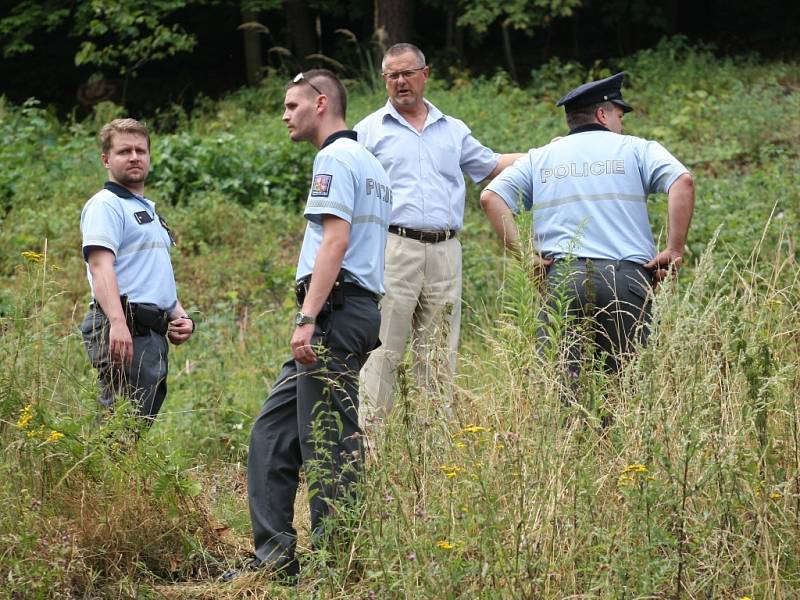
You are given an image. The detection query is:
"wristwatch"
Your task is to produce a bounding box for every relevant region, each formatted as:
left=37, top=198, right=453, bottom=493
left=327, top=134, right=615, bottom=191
left=294, top=312, right=316, bottom=326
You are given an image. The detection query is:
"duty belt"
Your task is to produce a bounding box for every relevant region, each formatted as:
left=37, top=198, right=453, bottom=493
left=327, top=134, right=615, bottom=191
left=295, top=272, right=380, bottom=309
left=389, top=225, right=457, bottom=244
left=546, top=257, right=656, bottom=281
left=92, top=295, right=169, bottom=336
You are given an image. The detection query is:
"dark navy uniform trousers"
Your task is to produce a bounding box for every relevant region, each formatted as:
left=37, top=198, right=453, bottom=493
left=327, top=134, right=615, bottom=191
left=80, top=306, right=169, bottom=423
left=541, top=258, right=654, bottom=373
left=247, top=295, right=380, bottom=572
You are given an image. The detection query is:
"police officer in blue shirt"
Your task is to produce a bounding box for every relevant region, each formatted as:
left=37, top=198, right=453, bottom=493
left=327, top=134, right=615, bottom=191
left=80, top=118, right=194, bottom=427
left=480, top=72, right=695, bottom=374
left=227, top=70, right=392, bottom=581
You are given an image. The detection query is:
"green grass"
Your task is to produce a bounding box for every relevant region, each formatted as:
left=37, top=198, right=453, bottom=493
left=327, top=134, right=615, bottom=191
left=1, top=38, right=799, bottom=597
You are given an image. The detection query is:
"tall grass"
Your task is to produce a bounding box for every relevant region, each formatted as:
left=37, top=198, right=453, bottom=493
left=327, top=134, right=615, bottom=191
left=1, top=40, right=799, bottom=597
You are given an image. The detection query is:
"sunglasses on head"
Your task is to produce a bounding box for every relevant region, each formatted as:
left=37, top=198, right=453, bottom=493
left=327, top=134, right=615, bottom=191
left=292, top=72, right=324, bottom=96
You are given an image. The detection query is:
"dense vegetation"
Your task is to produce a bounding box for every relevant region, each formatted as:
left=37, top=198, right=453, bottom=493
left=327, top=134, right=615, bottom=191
left=1, top=40, right=800, bottom=598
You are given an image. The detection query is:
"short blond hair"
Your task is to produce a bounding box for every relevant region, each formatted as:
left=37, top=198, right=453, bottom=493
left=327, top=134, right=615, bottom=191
left=99, top=118, right=150, bottom=154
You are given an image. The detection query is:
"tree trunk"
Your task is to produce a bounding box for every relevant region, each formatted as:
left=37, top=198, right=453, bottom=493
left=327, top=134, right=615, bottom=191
left=374, top=0, right=413, bottom=48
left=501, top=21, right=518, bottom=82
left=241, top=8, right=263, bottom=86
left=445, top=5, right=464, bottom=58
left=285, top=0, right=316, bottom=65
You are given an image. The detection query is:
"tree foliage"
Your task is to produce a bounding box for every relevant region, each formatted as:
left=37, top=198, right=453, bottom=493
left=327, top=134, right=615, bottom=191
left=0, top=0, right=197, bottom=78
left=458, top=0, right=582, bottom=35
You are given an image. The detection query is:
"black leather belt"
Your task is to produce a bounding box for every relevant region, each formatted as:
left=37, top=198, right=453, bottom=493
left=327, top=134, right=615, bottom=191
left=571, top=258, right=646, bottom=270
left=546, top=258, right=655, bottom=282
left=389, top=225, right=457, bottom=244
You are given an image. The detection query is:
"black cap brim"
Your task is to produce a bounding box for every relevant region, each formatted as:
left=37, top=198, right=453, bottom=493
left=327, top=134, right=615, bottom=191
left=611, top=98, right=634, bottom=113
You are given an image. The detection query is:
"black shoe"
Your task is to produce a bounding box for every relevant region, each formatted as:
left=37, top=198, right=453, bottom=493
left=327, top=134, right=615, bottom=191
left=221, top=557, right=263, bottom=582
left=221, top=556, right=299, bottom=583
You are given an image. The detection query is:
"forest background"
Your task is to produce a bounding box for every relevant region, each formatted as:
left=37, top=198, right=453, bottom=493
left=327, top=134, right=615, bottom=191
left=1, top=1, right=800, bottom=599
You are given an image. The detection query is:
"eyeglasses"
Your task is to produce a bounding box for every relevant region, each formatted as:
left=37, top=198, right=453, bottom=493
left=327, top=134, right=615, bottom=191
left=382, top=66, right=426, bottom=81
left=292, top=72, right=323, bottom=96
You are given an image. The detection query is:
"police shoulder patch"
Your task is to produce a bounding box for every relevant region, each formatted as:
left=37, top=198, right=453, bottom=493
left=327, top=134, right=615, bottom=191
left=311, top=174, right=333, bottom=197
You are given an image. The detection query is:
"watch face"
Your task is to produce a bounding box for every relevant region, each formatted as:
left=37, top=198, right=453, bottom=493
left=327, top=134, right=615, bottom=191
left=294, top=312, right=314, bottom=326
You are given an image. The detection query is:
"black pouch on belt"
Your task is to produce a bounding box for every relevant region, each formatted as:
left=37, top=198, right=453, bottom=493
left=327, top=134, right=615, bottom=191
left=120, top=295, right=169, bottom=336
left=133, top=303, right=169, bottom=336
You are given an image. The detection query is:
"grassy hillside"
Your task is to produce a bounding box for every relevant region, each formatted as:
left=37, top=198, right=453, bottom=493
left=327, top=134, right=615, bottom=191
left=1, top=39, right=800, bottom=598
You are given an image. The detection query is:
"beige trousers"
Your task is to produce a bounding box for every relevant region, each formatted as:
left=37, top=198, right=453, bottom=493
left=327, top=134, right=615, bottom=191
left=360, top=233, right=461, bottom=426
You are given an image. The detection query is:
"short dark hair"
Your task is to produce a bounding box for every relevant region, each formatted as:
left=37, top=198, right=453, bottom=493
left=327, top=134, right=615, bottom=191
left=289, top=69, right=348, bottom=119
left=99, top=118, right=149, bottom=154
left=382, top=43, right=426, bottom=71
left=565, top=101, right=616, bottom=130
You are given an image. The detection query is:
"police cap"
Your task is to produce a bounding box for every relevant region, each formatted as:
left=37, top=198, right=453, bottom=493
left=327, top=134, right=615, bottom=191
left=556, top=72, right=633, bottom=113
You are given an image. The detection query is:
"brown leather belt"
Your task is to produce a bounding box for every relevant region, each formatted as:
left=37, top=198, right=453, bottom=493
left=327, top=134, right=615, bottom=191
left=389, top=225, right=457, bottom=244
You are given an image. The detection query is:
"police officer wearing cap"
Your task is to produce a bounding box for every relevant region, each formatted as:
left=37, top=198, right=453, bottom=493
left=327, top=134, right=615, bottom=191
left=80, top=118, right=194, bottom=428
left=480, top=72, right=695, bottom=373
left=355, top=42, right=523, bottom=427
left=229, top=69, right=392, bottom=581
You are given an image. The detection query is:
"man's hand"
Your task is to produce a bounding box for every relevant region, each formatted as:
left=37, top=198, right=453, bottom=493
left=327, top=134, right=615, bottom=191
left=526, top=254, right=554, bottom=284
left=167, top=316, right=194, bottom=345
left=644, top=249, right=683, bottom=283
left=108, top=319, right=133, bottom=365
left=291, top=324, right=317, bottom=364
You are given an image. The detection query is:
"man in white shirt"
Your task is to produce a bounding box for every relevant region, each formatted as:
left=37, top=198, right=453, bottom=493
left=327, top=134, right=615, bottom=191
left=355, top=43, right=522, bottom=426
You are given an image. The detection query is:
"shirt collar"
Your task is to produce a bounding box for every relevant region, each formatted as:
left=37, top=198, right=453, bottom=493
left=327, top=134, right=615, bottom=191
left=103, top=180, right=151, bottom=207
left=568, top=123, right=611, bottom=135
left=382, top=98, right=445, bottom=130
left=104, top=180, right=136, bottom=198
left=320, top=129, right=358, bottom=150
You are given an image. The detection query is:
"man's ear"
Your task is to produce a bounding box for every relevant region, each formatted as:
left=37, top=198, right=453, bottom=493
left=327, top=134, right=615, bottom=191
left=315, top=94, right=329, bottom=114
left=101, top=153, right=110, bottom=168
left=595, top=105, right=607, bottom=126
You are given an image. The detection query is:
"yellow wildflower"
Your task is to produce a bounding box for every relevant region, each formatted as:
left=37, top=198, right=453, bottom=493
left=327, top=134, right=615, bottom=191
left=455, top=442, right=466, bottom=449
left=740, top=596, right=753, bottom=600
left=770, top=491, right=782, bottom=501
left=436, top=540, right=454, bottom=550
left=21, top=251, right=45, bottom=263
left=27, top=425, right=45, bottom=439
left=618, top=475, right=635, bottom=488
left=621, top=463, right=648, bottom=474
left=495, top=443, right=506, bottom=450
left=456, top=425, right=490, bottom=436
left=17, top=405, right=33, bottom=429
left=45, top=431, right=64, bottom=444
left=440, top=465, right=464, bottom=479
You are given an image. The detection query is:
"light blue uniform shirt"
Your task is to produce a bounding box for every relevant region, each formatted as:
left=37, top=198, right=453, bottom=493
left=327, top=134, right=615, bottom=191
left=296, top=131, right=393, bottom=295
left=81, top=182, right=178, bottom=311
left=354, top=99, right=498, bottom=231
left=485, top=128, right=689, bottom=263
